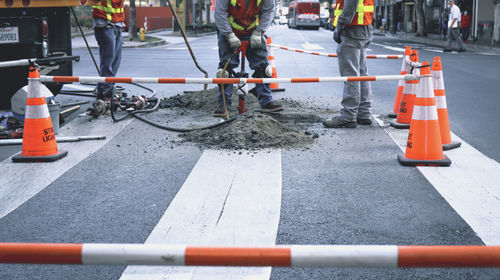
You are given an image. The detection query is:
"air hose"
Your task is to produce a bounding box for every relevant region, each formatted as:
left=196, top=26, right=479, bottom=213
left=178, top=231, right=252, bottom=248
left=71, top=8, right=235, bottom=132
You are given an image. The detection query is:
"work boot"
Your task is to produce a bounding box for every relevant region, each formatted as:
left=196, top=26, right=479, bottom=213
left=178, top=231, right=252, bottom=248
left=94, top=86, right=114, bottom=100
left=322, top=116, right=357, bottom=128
left=213, top=104, right=228, bottom=118
left=443, top=49, right=452, bottom=52
left=458, top=48, right=466, bottom=52
left=261, top=101, right=283, bottom=113
left=356, top=118, right=372, bottom=125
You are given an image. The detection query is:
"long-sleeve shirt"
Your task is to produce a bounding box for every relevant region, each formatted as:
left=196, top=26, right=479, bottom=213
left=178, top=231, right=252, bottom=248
left=336, top=0, right=372, bottom=40
left=215, top=0, right=275, bottom=36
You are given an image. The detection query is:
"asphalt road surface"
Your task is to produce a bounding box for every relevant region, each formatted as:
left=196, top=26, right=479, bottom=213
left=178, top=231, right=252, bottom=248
left=1, top=25, right=499, bottom=279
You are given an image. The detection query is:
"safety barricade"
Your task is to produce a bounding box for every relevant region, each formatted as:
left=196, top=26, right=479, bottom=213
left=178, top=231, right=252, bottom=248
left=1, top=243, right=499, bottom=267
left=39, top=74, right=422, bottom=85
left=269, top=44, right=403, bottom=59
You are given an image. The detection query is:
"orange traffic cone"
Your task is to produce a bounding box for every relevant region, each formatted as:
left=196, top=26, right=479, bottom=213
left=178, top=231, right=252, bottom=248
left=388, top=46, right=412, bottom=118
left=12, top=66, right=67, bottom=162
left=266, top=36, right=285, bottom=93
left=432, top=56, right=461, bottom=150
left=398, top=62, right=451, bottom=167
left=390, top=49, right=419, bottom=129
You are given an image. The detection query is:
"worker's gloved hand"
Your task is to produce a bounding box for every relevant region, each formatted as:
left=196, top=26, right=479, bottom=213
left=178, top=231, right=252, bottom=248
left=227, top=32, right=241, bottom=49
left=333, top=25, right=343, bottom=44
left=250, top=29, right=263, bottom=48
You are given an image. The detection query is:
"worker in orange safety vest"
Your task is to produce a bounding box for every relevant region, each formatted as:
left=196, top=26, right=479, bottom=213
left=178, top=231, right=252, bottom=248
left=323, top=0, right=375, bottom=128
left=92, top=0, right=125, bottom=100
left=213, top=0, right=283, bottom=117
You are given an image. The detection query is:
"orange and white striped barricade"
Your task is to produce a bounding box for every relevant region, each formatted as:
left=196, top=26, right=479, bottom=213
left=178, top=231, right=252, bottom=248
left=390, top=50, right=420, bottom=129
left=11, top=66, right=67, bottom=162
left=269, top=44, right=404, bottom=59
left=432, top=56, right=461, bottom=150
left=388, top=46, right=412, bottom=118
left=1, top=243, right=500, bottom=267
left=39, top=74, right=421, bottom=85
left=398, top=62, right=451, bottom=167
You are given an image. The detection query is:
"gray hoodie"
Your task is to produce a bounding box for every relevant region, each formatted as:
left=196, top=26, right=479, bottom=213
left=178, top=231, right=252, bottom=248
left=215, top=0, right=275, bottom=36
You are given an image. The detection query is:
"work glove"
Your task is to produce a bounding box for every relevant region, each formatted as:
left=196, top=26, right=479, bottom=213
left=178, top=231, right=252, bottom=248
left=333, top=25, right=343, bottom=44
left=250, top=29, right=263, bottom=48
left=227, top=32, right=241, bottom=49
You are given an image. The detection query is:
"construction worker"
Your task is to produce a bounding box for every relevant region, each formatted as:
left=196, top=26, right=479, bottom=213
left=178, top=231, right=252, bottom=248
left=92, top=0, right=125, bottom=99
left=214, top=0, right=283, bottom=117
left=323, top=0, right=374, bottom=128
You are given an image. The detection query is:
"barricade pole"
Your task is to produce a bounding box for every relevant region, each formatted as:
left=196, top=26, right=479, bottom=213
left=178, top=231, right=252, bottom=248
left=39, top=74, right=423, bottom=85
left=269, top=44, right=404, bottom=59
left=1, top=243, right=499, bottom=267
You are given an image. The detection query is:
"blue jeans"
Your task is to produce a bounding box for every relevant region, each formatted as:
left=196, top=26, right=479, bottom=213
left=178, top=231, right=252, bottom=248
left=217, top=32, right=273, bottom=107
left=94, top=25, right=122, bottom=93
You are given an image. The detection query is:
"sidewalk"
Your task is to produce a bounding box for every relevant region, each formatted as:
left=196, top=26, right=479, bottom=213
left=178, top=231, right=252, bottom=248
left=374, top=30, right=500, bottom=54
left=71, top=29, right=215, bottom=49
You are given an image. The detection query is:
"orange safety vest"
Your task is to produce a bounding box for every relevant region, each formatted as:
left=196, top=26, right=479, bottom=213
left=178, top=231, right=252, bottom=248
left=227, top=0, right=262, bottom=36
left=333, top=0, right=374, bottom=27
left=92, top=0, right=124, bottom=23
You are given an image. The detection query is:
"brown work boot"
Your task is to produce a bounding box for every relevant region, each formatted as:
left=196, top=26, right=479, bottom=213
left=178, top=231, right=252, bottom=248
left=322, top=116, right=357, bottom=128
left=261, top=101, right=283, bottom=113
left=213, top=104, right=227, bottom=118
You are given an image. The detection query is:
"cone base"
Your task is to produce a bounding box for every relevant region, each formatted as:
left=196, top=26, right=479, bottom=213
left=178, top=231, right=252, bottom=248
left=397, top=154, right=451, bottom=167
left=12, top=150, right=68, bottom=163
left=390, top=120, right=410, bottom=129
left=271, top=88, right=286, bottom=93
left=387, top=113, right=397, bottom=118
left=443, top=141, right=461, bottom=151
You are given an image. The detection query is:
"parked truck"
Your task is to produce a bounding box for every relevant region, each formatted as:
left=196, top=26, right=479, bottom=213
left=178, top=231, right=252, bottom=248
left=0, top=0, right=98, bottom=109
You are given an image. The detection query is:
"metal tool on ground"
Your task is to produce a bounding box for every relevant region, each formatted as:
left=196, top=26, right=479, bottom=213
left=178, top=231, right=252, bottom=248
left=0, top=135, right=107, bottom=146
left=59, top=105, right=81, bottom=124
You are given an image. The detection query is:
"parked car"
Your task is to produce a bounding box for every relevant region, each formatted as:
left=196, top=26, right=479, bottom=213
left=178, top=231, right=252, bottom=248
left=279, top=15, right=287, bottom=25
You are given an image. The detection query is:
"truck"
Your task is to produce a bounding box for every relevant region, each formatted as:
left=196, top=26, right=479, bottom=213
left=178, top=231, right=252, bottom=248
left=0, top=0, right=99, bottom=109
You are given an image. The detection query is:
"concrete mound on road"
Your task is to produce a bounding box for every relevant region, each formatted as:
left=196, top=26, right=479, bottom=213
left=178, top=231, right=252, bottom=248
left=181, top=112, right=314, bottom=150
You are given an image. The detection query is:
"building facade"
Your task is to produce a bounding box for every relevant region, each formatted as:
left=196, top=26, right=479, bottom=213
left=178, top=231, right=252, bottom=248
left=375, top=0, right=496, bottom=42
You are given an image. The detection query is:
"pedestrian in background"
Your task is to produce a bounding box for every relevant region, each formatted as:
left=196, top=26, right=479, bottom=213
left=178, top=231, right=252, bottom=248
left=323, top=0, right=374, bottom=128
left=213, top=0, right=283, bottom=117
left=92, top=0, right=125, bottom=100
left=441, top=8, right=449, bottom=39
left=460, top=10, right=471, bottom=42
left=444, top=0, right=465, bottom=52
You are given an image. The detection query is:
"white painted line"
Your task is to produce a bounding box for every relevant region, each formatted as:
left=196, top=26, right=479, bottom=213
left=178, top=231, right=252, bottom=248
left=302, top=42, right=323, bottom=50
left=120, top=149, right=282, bottom=280
left=0, top=116, right=133, bottom=219
left=166, top=47, right=188, bottom=50
left=374, top=115, right=500, bottom=245
left=371, top=43, right=405, bottom=52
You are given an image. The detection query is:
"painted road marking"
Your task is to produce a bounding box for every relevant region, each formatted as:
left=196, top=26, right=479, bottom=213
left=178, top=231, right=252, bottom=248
left=120, top=149, right=282, bottom=280
left=0, top=117, right=132, bottom=219
left=374, top=116, right=500, bottom=245
left=371, top=43, right=406, bottom=52
left=302, top=42, right=323, bottom=50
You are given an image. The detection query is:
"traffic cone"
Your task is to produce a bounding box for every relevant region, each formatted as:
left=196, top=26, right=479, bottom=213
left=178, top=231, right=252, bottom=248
left=266, top=36, right=285, bottom=93
left=398, top=62, right=451, bottom=167
left=390, top=50, right=419, bottom=129
left=12, top=66, right=67, bottom=162
left=432, top=57, right=461, bottom=150
left=388, top=46, right=412, bottom=118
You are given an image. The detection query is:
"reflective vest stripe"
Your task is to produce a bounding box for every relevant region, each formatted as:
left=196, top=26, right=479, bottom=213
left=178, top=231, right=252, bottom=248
left=333, top=0, right=373, bottom=27
left=93, top=0, right=124, bottom=22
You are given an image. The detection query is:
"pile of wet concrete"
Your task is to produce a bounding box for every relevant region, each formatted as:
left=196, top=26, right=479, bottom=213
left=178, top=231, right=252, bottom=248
left=159, top=87, right=333, bottom=149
